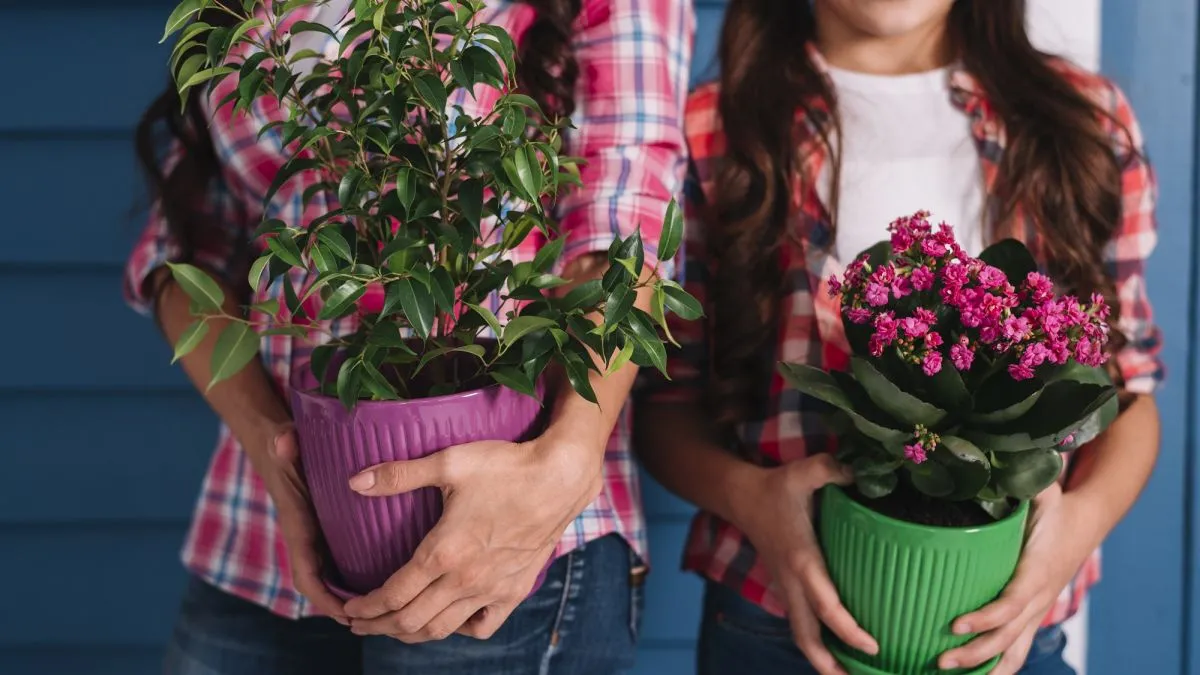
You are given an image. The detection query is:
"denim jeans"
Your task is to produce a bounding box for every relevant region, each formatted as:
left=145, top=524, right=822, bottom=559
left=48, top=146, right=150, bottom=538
left=697, top=582, right=1075, bottom=675
left=163, top=534, right=644, bottom=675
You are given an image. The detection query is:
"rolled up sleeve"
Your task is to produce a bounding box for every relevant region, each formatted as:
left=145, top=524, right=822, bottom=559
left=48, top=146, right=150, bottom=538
left=554, top=0, right=694, bottom=279
left=1105, top=83, right=1165, bottom=394
left=123, top=142, right=258, bottom=316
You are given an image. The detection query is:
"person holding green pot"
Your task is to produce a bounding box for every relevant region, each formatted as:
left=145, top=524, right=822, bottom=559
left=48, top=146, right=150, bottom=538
left=635, top=0, right=1163, bottom=673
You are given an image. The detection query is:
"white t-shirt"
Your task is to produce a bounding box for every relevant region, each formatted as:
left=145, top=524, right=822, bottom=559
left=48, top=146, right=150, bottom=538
left=818, top=65, right=986, bottom=263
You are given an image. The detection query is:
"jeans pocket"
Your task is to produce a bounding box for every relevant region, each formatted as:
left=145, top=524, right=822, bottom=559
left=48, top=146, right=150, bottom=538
left=629, top=551, right=647, bottom=641
left=705, top=583, right=793, bottom=641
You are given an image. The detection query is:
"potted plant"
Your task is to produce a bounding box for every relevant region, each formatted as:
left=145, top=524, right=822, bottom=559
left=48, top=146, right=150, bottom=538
left=158, top=0, right=696, bottom=598
left=779, top=212, right=1117, bottom=674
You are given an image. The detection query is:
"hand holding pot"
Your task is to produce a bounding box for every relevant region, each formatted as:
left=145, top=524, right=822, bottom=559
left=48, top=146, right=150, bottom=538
left=263, top=427, right=349, bottom=623
left=341, top=433, right=603, bottom=643
left=732, top=454, right=880, bottom=675
left=938, top=483, right=1089, bottom=673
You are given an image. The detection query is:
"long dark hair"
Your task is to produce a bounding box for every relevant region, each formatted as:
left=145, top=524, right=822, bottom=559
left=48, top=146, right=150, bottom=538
left=134, top=0, right=582, bottom=298
left=707, top=0, right=1134, bottom=426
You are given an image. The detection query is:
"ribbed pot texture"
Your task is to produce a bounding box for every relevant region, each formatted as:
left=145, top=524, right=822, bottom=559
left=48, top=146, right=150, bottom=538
left=819, top=485, right=1030, bottom=675
left=291, top=376, right=547, bottom=598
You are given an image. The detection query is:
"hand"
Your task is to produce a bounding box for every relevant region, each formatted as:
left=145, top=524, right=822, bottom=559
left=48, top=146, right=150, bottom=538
left=260, top=426, right=348, bottom=623
left=732, top=455, right=879, bottom=675
left=341, top=433, right=603, bottom=642
left=938, top=483, right=1091, bottom=673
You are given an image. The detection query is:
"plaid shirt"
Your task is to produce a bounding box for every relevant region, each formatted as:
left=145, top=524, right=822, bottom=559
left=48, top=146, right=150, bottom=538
left=652, top=49, right=1164, bottom=627
left=124, top=0, right=693, bottom=619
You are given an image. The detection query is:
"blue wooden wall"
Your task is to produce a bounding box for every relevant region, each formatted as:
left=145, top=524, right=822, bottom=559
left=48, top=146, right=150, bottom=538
left=0, top=1, right=1193, bottom=674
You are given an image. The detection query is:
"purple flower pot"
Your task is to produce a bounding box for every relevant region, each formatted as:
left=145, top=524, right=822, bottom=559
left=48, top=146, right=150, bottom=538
left=290, top=369, right=549, bottom=599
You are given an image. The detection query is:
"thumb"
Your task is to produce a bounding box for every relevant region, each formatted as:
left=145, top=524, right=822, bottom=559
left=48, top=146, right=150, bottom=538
left=270, top=424, right=300, bottom=465
left=808, top=453, right=856, bottom=489
left=349, top=454, right=447, bottom=497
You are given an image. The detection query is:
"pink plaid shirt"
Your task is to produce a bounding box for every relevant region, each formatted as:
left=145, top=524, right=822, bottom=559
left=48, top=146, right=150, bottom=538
left=124, top=0, right=694, bottom=619
left=649, top=50, right=1164, bottom=627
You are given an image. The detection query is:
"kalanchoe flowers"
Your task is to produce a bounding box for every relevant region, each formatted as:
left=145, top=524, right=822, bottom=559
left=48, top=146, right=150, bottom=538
left=781, top=211, right=1119, bottom=516
left=829, top=211, right=1112, bottom=382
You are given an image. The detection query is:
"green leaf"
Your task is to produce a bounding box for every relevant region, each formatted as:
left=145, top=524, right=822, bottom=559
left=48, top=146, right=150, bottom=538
left=562, top=350, right=598, bottom=404
left=607, top=341, right=636, bottom=376
left=978, top=238, right=1037, bottom=284
left=523, top=144, right=544, bottom=197
left=416, top=344, right=486, bottom=375
left=247, top=254, right=272, bottom=292
left=368, top=322, right=416, bottom=351
left=167, top=262, right=225, bottom=312
left=162, top=0, right=202, bottom=42
left=658, top=197, right=684, bottom=261
left=317, top=229, right=353, bottom=263
left=458, top=178, right=484, bottom=229
left=491, top=366, right=539, bottom=398
left=394, top=167, right=418, bottom=212
left=778, top=363, right=910, bottom=445
left=228, top=18, right=264, bottom=48
left=963, top=381, right=1117, bottom=452
left=468, top=302, right=503, bottom=337
left=502, top=315, right=557, bottom=347
left=310, top=344, right=337, bottom=385
left=266, top=233, right=304, bottom=268
left=175, top=54, right=208, bottom=96
left=970, top=376, right=1044, bottom=424
left=926, top=363, right=972, bottom=412
left=336, top=358, right=360, bottom=410
left=179, top=65, right=237, bottom=92
left=935, top=436, right=992, bottom=501
left=250, top=299, right=280, bottom=316
left=604, top=285, right=635, bottom=334
left=172, top=320, right=210, bottom=364
left=662, top=280, right=702, bottom=320
left=855, top=472, right=898, bottom=499
left=430, top=267, right=457, bottom=313
left=414, top=72, right=448, bottom=113
left=317, top=280, right=365, bottom=320
left=533, top=237, right=565, bottom=272
left=1058, top=395, right=1119, bottom=452
left=994, top=448, right=1063, bottom=500
left=337, top=168, right=364, bottom=207
left=291, top=20, right=340, bottom=40
left=850, top=357, right=947, bottom=427
left=265, top=158, right=322, bottom=207
left=464, top=45, right=504, bottom=84
left=625, top=309, right=667, bottom=375
left=359, top=361, right=399, bottom=400
left=978, top=497, right=1014, bottom=521
left=562, top=279, right=604, bottom=310
left=650, top=285, right=676, bottom=346
left=396, top=277, right=435, bottom=339
left=908, top=460, right=954, bottom=498
left=208, top=323, right=259, bottom=390
left=615, top=231, right=646, bottom=278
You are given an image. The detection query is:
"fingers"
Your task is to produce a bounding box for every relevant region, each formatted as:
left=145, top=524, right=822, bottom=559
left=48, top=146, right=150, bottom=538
left=344, top=540, right=446, bottom=620
left=938, top=607, right=1033, bottom=670
left=951, top=584, right=1033, bottom=636
left=351, top=576, right=466, bottom=638
left=990, top=622, right=1040, bottom=675
left=804, top=454, right=856, bottom=490
left=377, top=598, right=489, bottom=643
left=349, top=454, right=448, bottom=497
left=794, top=556, right=878, bottom=655
left=456, top=603, right=515, bottom=640
left=786, top=598, right=848, bottom=675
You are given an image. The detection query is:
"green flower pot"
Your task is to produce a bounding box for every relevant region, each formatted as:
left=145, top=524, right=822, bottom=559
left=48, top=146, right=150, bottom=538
left=818, top=485, right=1030, bottom=675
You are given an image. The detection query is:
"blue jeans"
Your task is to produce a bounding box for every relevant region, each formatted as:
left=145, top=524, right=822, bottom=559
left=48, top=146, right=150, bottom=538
left=697, top=582, right=1075, bottom=674
left=164, top=534, right=644, bottom=675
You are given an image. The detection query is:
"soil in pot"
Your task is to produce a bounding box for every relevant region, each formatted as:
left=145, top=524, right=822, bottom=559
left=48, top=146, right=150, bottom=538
left=847, top=481, right=995, bottom=528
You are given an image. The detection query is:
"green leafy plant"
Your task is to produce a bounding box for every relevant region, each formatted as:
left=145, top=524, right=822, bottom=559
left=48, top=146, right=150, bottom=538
left=779, top=212, right=1117, bottom=519
left=159, top=0, right=699, bottom=408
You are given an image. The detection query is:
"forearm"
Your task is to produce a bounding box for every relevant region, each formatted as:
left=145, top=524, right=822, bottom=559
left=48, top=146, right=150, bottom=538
left=540, top=254, right=653, bottom=454
left=152, top=267, right=290, bottom=466
left=635, top=401, right=766, bottom=526
left=1061, top=393, right=1161, bottom=550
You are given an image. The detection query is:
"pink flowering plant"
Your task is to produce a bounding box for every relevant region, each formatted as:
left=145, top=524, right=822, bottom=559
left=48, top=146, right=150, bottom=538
left=779, top=212, right=1119, bottom=518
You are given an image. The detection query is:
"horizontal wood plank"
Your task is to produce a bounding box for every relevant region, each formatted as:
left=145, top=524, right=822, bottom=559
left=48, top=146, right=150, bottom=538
left=2, top=522, right=700, bottom=645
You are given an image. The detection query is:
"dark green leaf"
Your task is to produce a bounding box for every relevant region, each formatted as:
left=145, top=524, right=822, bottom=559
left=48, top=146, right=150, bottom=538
left=359, top=361, right=400, bottom=400
left=615, top=231, right=646, bottom=278
left=978, top=238, right=1037, bottom=284
left=310, top=344, right=337, bottom=385
left=662, top=281, right=703, bottom=320
left=266, top=233, right=304, bottom=268
left=395, top=277, right=435, bottom=340
left=162, top=0, right=202, bottom=42
left=414, top=72, right=447, bottom=113
left=167, top=262, right=224, bottom=312
left=247, top=254, right=272, bottom=292
left=964, top=381, right=1117, bottom=452
left=291, top=19, right=339, bottom=40
left=935, top=436, right=991, bottom=501
left=317, top=229, right=353, bottom=263
left=562, top=279, right=604, bottom=310
left=625, top=309, right=667, bottom=375
left=502, top=315, right=557, bottom=346
left=977, top=497, right=1015, bottom=521
left=855, top=472, right=898, bottom=499
left=208, top=323, right=259, bottom=390
left=778, top=364, right=910, bottom=445
left=970, top=376, right=1044, bottom=424
left=458, top=178, right=484, bottom=229
left=1058, top=395, right=1119, bottom=452
left=172, top=320, right=210, bottom=364
left=658, top=197, right=684, bottom=262
left=533, top=237, right=564, bottom=272
left=491, top=366, right=538, bottom=398
left=994, top=448, right=1063, bottom=500
left=430, top=267, right=457, bottom=313
left=464, top=45, right=504, bottom=85
left=416, top=344, right=486, bottom=375
left=523, top=144, right=544, bottom=197
left=317, top=280, right=365, bottom=320
left=265, top=158, right=322, bottom=207
left=335, top=358, right=360, bottom=410
left=562, top=350, right=598, bottom=404
left=908, top=461, right=954, bottom=498
left=338, top=168, right=364, bottom=207
left=604, top=285, right=635, bottom=333
left=368, top=322, right=416, bottom=351
left=850, top=357, right=947, bottom=427
left=926, top=363, right=972, bottom=412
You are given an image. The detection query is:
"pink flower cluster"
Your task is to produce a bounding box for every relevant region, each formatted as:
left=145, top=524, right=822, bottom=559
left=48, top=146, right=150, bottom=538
left=828, top=212, right=1111, bottom=382
left=905, top=424, right=939, bottom=465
